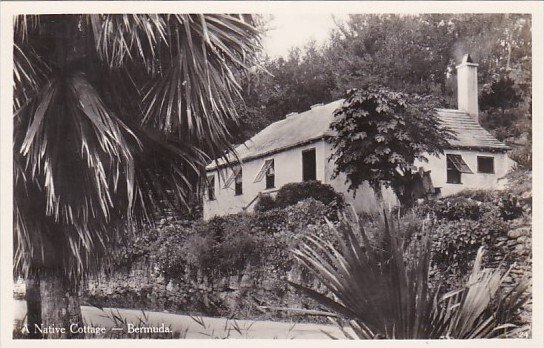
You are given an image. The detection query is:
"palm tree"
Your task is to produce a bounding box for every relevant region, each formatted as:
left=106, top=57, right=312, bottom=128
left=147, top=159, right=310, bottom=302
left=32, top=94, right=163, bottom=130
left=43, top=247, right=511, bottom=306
left=13, top=14, right=262, bottom=338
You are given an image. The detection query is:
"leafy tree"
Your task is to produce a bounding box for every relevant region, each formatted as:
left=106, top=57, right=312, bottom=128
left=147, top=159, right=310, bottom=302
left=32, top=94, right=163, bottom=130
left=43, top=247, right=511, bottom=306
left=327, top=87, right=453, bottom=207
left=326, top=14, right=456, bottom=99
left=233, top=41, right=336, bottom=141
left=13, top=14, right=261, bottom=338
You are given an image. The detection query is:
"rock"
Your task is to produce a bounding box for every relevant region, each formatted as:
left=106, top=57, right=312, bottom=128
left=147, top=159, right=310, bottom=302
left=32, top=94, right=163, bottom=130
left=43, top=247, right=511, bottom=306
left=507, top=239, right=518, bottom=247
left=517, top=236, right=530, bottom=244
left=508, top=227, right=530, bottom=239
left=509, top=218, right=523, bottom=228
left=514, top=244, right=527, bottom=255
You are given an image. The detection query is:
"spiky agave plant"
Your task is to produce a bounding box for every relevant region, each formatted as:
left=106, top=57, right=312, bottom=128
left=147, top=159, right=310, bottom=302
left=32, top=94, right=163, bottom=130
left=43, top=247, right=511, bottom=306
left=289, top=209, right=530, bottom=339
left=13, top=14, right=262, bottom=337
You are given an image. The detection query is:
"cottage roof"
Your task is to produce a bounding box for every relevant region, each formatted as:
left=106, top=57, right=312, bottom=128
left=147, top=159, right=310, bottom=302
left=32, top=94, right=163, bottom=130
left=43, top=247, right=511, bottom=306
left=435, top=109, right=510, bottom=151
left=206, top=100, right=510, bottom=170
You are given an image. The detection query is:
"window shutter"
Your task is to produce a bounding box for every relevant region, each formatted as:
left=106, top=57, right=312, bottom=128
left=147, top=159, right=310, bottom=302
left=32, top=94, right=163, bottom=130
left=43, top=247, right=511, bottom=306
left=223, top=166, right=242, bottom=188
left=447, top=154, right=473, bottom=174
left=254, top=159, right=274, bottom=183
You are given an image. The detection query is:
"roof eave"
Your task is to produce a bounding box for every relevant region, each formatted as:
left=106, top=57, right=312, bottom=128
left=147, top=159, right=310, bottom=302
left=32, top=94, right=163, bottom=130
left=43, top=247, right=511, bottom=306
left=206, top=136, right=326, bottom=172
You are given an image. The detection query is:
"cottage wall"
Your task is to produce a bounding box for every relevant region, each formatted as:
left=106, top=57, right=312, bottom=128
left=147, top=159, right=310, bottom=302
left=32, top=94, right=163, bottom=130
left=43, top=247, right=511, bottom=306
left=322, top=142, right=399, bottom=213
left=203, top=141, right=327, bottom=220
left=204, top=141, right=515, bottom=220
left=414, top=150, right=515, bottom=196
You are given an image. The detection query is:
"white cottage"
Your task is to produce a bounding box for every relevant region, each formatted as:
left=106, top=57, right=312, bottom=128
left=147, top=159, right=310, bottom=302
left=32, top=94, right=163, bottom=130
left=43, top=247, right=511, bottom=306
left=203, top=54, right=515, bottom=220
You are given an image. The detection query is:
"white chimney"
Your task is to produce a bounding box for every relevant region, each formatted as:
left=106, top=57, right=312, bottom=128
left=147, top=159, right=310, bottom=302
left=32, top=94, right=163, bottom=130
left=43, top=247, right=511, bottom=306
left=456, top=54, right=479, bottom=122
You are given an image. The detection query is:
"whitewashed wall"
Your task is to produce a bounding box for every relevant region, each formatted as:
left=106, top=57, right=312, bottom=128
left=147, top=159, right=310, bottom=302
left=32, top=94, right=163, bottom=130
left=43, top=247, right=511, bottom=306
left=203, top=141, right=327, bottom=220
left=203, top=140, right=515, bottom=220
left=414, top=150, right=515, bottom=196
left=322, top=142, right=399, bottom=213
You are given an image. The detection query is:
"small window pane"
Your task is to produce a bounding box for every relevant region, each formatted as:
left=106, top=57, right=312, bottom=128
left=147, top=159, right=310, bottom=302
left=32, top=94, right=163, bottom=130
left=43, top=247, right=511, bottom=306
left=477, top=156, right=494, bottom=174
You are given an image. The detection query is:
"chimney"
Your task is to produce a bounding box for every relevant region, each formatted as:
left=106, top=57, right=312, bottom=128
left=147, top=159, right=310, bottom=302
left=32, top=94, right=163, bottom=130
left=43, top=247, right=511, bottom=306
left=456, top=54, right=479, bottom=122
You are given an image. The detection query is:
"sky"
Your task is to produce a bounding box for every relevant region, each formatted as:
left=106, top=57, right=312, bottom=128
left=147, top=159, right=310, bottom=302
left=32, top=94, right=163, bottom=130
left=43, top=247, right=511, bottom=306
left=261, top=14, right=348, bottom=58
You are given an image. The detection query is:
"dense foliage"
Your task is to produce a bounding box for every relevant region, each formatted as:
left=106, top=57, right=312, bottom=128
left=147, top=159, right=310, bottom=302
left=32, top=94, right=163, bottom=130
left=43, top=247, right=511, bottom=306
left=236, top=14, right=531, bottom=167
left=327, top=87, right=453, bottom=206
left=413, top=188, right=526, bottom=290
left=290, top=211, right=530, bottom=339
left=87, top=199, right=334, bottom=317
left=254, top=181, right=345, bottom=217
left=13, top=14, right=262, bottom=281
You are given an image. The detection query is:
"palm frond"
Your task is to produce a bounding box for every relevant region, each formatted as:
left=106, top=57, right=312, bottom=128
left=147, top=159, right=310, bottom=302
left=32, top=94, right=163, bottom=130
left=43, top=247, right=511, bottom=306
left=13, top=13, right=263, bottom=282
left=13, top=43, right=50, bottom=112
left=14, top=15, right=40, bottom=42
left=290, top=212, right=531, bottom=339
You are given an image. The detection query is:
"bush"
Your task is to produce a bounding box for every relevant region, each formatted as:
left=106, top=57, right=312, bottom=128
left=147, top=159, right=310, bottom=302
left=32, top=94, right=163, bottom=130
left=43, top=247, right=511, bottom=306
left=411, top=189, right=521, bottom=292
left=290, top=212, right=530, bottom=339
left=415, top=188, right=524, bottom=222
left=253, top=194, right=276, bottom=212
left=274, top=181, right=345, bottom=210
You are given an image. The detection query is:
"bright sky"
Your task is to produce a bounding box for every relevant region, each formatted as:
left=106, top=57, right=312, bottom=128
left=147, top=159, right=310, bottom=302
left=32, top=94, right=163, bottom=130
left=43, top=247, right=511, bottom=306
left=261, top=14, right=348, bottom=58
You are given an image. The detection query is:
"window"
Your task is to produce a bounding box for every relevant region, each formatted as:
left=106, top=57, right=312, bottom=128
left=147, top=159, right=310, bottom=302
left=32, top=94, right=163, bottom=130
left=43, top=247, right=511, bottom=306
left=446, top=154, right=473, bottom=184
left=477, top=156, right=494, bottom=174
left=223, top=166, right=242, bottom=195
left=235, top=168, right=243, bottom=196
left=254, top=159, right=275, bottom=189
left=265, top=160, right=275, bottom=189
left=302, top=148, right=317, bottom=181
left=207, top=174, right=216, bottom=200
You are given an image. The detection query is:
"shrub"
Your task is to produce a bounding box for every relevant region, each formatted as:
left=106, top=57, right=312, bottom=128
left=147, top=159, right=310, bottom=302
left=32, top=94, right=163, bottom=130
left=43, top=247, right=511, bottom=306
left=290, top=212, right=530, bottom=339
left=253, top=194, right=276, bottom=212
left=431, top=210, right=509, bottom=276
left=179, top=214, right=263, bottom=277
left=415, top=195, right=482, bottom=221
left=156, top=225, right=192, bottom=279
left=411, top=189, right=519, bottom=292
left=274, top=181, right=345, bottom=210
left=415, top=189, right=524, bottom=222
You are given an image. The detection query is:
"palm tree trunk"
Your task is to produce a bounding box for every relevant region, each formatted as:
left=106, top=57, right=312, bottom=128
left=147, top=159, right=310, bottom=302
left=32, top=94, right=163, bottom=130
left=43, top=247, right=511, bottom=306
left=40, top=270, right=83, bottom=339
left=25, top=275, right=42, bottom=338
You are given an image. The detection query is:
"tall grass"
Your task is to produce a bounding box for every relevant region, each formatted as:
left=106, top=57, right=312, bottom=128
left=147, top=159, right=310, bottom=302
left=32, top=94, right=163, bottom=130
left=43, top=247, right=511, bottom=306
left=290, top=209, right=530, bottom=339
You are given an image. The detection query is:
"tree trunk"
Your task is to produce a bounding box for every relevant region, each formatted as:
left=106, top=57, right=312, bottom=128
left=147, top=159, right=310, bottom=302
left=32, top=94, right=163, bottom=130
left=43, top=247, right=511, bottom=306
left=25, top=275, right=42, bottom=339
left=40, top=270, right=83, bottom=339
